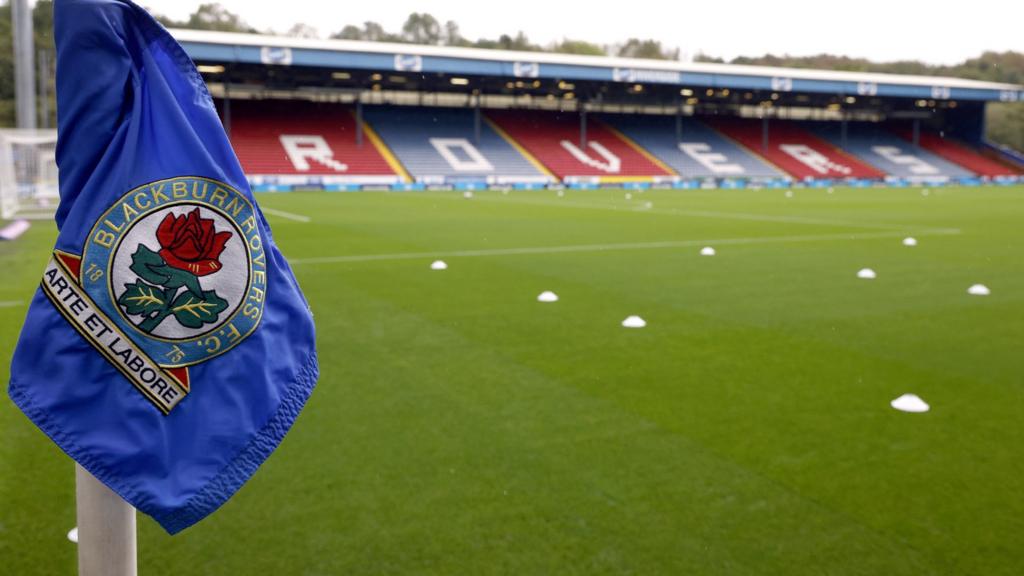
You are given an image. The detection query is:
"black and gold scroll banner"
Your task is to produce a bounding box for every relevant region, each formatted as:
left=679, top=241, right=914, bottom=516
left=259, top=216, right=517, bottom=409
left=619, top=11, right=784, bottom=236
left=40, top=254, right=188, bottom=414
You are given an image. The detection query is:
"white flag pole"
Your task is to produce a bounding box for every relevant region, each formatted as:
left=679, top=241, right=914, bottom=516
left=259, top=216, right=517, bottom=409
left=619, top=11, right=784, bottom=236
left=75, top=464, right=137, bottom=576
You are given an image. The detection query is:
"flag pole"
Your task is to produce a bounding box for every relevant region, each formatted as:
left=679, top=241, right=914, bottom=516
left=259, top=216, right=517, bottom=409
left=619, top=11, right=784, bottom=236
left=75, top=464, right=137, bottom=576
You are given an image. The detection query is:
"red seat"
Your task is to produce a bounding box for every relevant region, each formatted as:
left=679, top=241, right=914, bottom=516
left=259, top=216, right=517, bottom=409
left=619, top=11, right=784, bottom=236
left=224, top=100, right=397, bottom=176
left=709, top=118, right=885, bottom=179
left=487, top=110, right=672, bottom=179
left=894, top=129, right=1020, bottom=177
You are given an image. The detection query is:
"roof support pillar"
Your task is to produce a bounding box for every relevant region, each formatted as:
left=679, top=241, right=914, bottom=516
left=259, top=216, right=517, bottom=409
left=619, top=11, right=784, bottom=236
left=761, top=114, right=769, bottom=152
left=580, top=105, right=587, bottom=149
left=355, top=96, right=363, bottom=147
left=474, top=93, right=481, bottom=145
left=675, top=99, right=683, bottom=145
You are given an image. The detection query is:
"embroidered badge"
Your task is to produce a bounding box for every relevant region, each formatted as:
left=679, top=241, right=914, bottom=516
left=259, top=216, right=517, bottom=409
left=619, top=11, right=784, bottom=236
left=40, top=177, right=267, bottom=413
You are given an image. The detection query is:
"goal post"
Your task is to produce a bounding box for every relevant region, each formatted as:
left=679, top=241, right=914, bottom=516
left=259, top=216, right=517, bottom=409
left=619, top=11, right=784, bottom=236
left=0, top=129, right=59, bottom=220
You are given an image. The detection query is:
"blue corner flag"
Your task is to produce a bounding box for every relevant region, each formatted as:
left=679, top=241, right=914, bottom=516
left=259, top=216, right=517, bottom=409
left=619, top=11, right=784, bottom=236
left=8, top=0, right=318, bottom=534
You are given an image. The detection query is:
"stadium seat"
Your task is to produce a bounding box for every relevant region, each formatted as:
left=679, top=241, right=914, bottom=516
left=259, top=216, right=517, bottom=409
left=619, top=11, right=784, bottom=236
left=360, top=106, right=551, bottom=184
left=892, top=127, right=1021, bottom=177
left=225, top=99, right=401, bottom=183
left=982, top=140, right=1024, bottom=172
left=603, top=114, right=783, bottom=178
left=810, top=122, right=975, bottom=179
left=708, top=117, right=885, bottom=180
left=486, top=110, right=674, bottom=180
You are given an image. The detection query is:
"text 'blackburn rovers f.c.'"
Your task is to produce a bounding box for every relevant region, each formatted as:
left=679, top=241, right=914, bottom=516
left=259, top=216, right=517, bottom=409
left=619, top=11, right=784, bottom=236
left=41, top=176, right=267, bottom=414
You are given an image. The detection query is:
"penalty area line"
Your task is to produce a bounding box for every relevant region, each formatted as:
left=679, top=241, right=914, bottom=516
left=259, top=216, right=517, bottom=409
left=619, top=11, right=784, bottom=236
left=261, top=207, right=312, bottom=223
left=291, top=229, right=960, bottom=265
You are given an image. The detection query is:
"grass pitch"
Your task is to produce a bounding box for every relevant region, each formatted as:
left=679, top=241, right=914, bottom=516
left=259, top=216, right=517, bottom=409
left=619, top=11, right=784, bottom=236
left=2, top=185, right=1024, bottom=575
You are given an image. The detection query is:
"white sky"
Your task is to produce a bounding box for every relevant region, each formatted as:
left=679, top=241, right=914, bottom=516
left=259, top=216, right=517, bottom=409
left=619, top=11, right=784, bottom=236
left=140, top=0, right=1020, bottom=65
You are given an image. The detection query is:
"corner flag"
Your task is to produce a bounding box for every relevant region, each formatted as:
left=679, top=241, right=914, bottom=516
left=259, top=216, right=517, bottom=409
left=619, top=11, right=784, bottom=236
left=8, top=0, right=318, bottom=534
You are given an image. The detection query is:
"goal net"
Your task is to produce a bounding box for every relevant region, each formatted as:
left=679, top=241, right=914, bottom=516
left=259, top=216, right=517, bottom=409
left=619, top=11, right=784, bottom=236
left=0, top=129, right=59, bottom=220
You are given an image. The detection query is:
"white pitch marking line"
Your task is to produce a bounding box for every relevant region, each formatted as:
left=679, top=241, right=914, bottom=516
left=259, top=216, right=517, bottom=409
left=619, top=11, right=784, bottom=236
left=0, top=300, right=22, bottom=308
left=261, top=207, right=311, bottom=223
left=291, top=229, right=960, bottom=266
left=469, top=194, right=957, bottom=234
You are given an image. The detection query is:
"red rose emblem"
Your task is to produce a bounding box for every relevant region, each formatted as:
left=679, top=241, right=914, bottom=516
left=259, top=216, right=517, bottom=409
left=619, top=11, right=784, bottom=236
left=156, top=208, right=232, bottom=276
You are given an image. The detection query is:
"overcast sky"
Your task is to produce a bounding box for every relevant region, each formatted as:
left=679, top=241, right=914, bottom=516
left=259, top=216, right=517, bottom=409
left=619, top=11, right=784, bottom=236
left=140, top=0, right=1020, bottom=65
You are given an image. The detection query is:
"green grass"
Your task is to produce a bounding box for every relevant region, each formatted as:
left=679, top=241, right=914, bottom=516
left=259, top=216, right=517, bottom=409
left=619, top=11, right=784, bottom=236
left=3, top=185, right=1024, bottom=575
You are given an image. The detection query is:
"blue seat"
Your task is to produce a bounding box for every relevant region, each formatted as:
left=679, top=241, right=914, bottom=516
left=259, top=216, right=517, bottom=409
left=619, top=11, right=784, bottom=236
left=363, top=106, right=549, bottom=183
left=603, top=114, right=782, bottom=178
left=809, top=122, right=975, bottom=179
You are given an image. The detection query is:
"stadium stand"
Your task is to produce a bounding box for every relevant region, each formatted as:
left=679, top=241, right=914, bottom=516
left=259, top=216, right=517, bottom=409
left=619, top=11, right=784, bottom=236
left=178, top=30, right=1022, bottom=190
left=892, top=128, right=1021, bottom=177
left=226, top=99, right=402, bottom=184
left=486, top=110, right=674, bottom=180
left=603, top=114, right=783, bottom=179
left=810, top=122, right=975, bottom=180
left=360, top=106, right=551, bottom=184
left=982, top=141, right=1024, bottom=172
left=708, top=117, right=885, bottom=180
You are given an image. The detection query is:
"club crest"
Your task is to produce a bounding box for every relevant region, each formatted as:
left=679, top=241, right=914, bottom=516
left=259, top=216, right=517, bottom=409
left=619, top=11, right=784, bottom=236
left=40, top=177, right=267, bottom=413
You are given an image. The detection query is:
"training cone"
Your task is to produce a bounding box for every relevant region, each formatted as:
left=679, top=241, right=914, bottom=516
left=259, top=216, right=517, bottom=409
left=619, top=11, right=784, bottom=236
left=0, top=219, right=31, bottom=241
left=967, top=284, right=990, bottom=296
left=857, top=268, right=877, bottom=279
left=621, top=315, right=646, bottom=328
left=430, top=260, right=448, bottom=271
left=891, top=393, right=930, bottom=413
left=537, top=291, right=559, bottom=303
left=700, top=246, right=716, bottom=256
left=902, top=237, right=917, bottom=247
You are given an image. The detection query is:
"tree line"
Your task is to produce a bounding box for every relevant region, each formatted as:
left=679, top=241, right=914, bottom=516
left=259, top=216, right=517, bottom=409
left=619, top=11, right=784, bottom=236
left=330, top=14, right=678, bottom=60
left=151, top=5, right=680, bottom=60
left=1, top=2, right=1020, bottom=150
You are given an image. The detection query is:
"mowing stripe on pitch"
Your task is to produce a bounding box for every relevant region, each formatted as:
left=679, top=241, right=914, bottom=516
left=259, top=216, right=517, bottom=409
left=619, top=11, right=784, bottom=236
left=261, top=207, right=312, bottom=223
left=291, top=229, right=960, bottom=265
